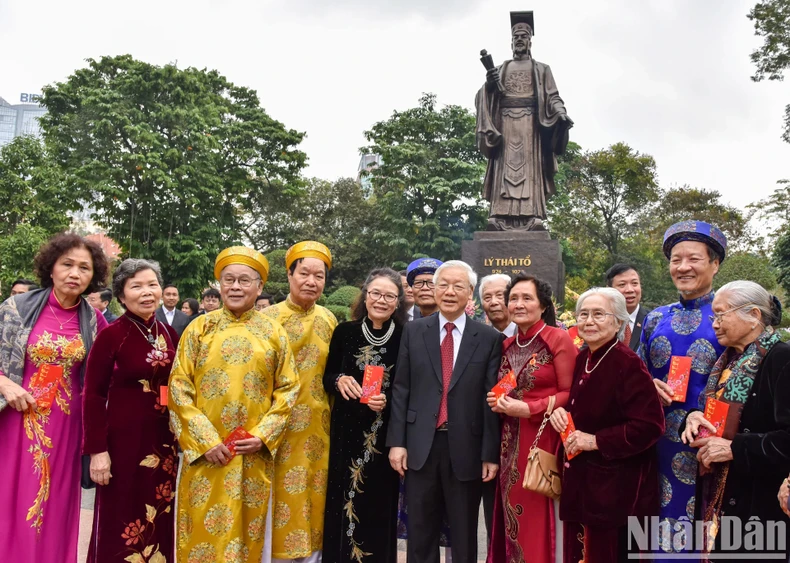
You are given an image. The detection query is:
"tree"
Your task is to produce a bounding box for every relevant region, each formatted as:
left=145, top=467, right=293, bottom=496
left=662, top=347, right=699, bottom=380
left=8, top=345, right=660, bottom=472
left=715, top=252, right=778, bottom=290
left=361, top=93, right=487, bottom=267
left=0, top=136, right=78, bottom=293
left=748, top=0, right=790, bottom=142
left=748, top=179, right=790, bottom=245
left=40, top=54, right=307, bottom=298
left=774, top=229, right=790, bottom=294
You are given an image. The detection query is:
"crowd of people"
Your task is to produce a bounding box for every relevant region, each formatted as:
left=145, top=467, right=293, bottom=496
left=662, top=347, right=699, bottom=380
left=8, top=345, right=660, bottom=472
left=0, top=219, right=789, bottom=563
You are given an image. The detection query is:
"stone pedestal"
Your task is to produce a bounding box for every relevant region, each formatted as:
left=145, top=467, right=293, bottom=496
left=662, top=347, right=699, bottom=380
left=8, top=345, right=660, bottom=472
left=461, top=231, right=565, bottom=305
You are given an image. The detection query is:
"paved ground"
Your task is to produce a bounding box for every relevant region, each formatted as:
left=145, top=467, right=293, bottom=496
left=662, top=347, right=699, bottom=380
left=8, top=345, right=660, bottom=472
left=78, top=489, right=488, bottom=562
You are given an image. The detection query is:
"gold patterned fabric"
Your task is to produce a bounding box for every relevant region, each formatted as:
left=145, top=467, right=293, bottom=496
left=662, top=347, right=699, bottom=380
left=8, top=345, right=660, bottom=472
left=168, top=307, right=300, bottom=563
left=262, top=297, right=337, bottom=558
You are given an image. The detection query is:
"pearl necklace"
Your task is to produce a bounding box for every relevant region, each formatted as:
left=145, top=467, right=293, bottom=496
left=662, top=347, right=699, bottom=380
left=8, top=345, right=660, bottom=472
left=584, top=339, right=619, bottom=374
left=516, top=322, right=546, bottom=348
left=361, top=317, right=395, bottom=347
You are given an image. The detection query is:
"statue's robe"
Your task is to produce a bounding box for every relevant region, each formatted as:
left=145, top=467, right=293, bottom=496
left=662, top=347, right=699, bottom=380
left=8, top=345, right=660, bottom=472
left=475, top=58, right=570, bottom=229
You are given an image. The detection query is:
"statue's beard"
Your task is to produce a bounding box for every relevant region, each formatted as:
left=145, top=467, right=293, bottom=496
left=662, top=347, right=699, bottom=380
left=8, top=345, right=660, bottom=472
left=512, top=44, right=529, bottom=58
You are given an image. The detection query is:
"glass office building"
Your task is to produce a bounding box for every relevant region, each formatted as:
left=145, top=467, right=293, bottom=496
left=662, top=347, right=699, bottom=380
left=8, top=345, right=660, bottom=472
left=0, top=96, right=47, bottom=147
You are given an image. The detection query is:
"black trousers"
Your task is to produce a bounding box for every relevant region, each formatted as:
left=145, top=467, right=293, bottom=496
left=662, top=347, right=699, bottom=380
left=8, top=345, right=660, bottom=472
left=406, top=432, right=482, bottom=563
left=481, top=478, right=495, bottom=544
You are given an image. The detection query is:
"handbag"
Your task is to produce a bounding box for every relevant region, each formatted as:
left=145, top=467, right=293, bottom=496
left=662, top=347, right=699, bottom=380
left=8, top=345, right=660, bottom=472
left=521, top=395, right=561, bottom=500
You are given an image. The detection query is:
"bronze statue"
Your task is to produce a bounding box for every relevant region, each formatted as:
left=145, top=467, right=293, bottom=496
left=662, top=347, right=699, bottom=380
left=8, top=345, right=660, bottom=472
left=475, top=11, right=573, bottom=231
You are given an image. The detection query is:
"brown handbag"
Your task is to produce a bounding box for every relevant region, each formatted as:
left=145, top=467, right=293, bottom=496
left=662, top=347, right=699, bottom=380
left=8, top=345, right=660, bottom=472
left=521, top=395, right=562, bottom=500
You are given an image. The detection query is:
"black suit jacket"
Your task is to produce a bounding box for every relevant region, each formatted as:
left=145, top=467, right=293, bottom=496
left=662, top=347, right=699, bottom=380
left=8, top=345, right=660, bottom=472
left=155, top=306, right=190, bottom=338
left=386, top=314, right=503, bottom=481
left=103, top=309, right=118, bottom=323
left=629, top=305, right=650, bottom=351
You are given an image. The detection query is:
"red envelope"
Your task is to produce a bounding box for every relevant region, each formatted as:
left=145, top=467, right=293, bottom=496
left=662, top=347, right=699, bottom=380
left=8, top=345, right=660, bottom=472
left=224, top=426, right=254, bottom=458
left=560, top=412, right=579, bottom=460
left=697, top=397, right=729, bottom=439
left=666, top=356, right=692, bottom=402
left=360, top=365, right=384, bottom=404
left=491, top=370, right=517, bottom=400
left=30, top=364, right=63, bottom=409
left=159, top=385, right=169, bottom=407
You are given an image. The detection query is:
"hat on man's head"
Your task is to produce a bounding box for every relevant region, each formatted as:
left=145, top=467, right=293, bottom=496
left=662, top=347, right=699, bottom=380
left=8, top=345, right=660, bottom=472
left=215, top=246, right=270, bottom=284
left=511, top=11, right=534, bottom=35
left=406, top=258, right=443, bottom=286
left=662, top=221, right=727, bottom=263
left=285, top=241, right=332, bottom=271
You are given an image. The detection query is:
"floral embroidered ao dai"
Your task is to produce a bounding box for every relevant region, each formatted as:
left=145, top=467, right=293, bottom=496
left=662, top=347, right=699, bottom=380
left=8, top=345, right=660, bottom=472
left=0, top=292, right=107, bottom=563
left=638, top=292, right=724, bottom=558
left=321, top=319, right=403, bottom=563
left=262, top=297, right=337, bottom=559
left=168, top=308, right=300, bottom=563
left=487, top=320, right=577, bottom=563
left=82, top=312, right=180, bottom=562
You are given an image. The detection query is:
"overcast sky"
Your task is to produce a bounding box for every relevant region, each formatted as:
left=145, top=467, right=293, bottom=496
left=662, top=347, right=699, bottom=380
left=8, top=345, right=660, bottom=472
left=2, top=0, right=787, bottom=210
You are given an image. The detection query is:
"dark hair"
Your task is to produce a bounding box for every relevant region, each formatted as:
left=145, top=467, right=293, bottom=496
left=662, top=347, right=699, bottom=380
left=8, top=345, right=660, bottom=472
left=398, top=270, right=408, bottom=277
left=256, top=293, right=273, bottom=303
left=706, top=245, right=722, bottom=264
left=11, top=278, right=38, bottom=290
left=183, top=298, right=200, bottom=316
left=112, top=258, right=164, bottom=300
left=504, top=273, right=557, bottom=327
left=99, top=288, right=113, bottom=303
left=202, top=288, right=221, bottom=300
left=33, top=233, right=110, bottom=294
left=605, top=263, right=639, bottom=287
left=288, top=258, right=328, bottom=276
left=163, top=284, right=178, bottom=291
left=350, top=267, right=407, bottom=326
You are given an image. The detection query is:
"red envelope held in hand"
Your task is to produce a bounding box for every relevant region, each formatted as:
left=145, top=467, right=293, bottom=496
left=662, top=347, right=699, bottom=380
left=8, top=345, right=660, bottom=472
left=224, top=426, right=254, bottom=459
left=560, top=412, right=579, bottom=460
left=696, top=397, right=729, bottom=439
left=491, top=370, right=517, bottom=400
left=666, top=356, right=692, bottom=402
left=360, top=365, right=385, bottom=404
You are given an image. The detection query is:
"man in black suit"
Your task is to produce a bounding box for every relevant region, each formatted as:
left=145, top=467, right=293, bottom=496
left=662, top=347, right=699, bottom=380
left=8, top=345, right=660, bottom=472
left=606, top=263, right=650, bottom=351
left=387, top=260, right=502, bottom=563
left=155, top=284, right=190, bottom=337
left=87, top=288, right=118, bottom=323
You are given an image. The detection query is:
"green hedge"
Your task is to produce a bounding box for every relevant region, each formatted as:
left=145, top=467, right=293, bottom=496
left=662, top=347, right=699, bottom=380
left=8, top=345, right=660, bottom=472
left=326, top=304, right=350, bottom=323
left=327, top=285, right=360, bottom=307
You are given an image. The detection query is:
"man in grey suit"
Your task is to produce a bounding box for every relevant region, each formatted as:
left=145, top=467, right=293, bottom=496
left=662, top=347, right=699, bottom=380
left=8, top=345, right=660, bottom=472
left=155, top=283, right=190, bottom=338
left=605, top=263, right=650, bottom=350
left=387, top=260, right=503, bottom=563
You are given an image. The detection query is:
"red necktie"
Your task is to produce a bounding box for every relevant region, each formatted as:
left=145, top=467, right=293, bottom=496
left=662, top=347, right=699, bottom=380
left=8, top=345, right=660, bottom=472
left=624, top=323, right=632, bottom=344
left=437, top=322, right=455, bottom=427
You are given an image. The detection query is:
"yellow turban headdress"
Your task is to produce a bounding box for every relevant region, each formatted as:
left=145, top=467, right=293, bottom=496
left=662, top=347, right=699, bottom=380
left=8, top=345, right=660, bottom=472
left=285, top=241, right=332, bottom=270
left=214, top=246, right=270, bottom=284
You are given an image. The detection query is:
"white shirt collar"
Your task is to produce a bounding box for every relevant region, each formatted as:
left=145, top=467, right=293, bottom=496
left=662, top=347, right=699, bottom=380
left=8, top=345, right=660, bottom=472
left=164, top=306, right=176, bottom=315
left=501, top=322, right=517, bottom=337
left=628, top=304, right=640, bottom=325
left=439, top=312, right=467, bottom=335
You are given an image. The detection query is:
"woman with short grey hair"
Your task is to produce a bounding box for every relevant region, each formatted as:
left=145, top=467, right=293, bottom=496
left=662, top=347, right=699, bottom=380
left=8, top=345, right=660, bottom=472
left=575, top=287, right=630, bottom=342
left=681, top=280, right=790, bottom=559
left=81, top=258, right=180, bottom=562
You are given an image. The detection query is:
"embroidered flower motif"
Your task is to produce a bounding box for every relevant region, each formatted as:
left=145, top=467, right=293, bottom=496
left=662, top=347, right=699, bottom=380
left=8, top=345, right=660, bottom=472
left=146, top=348, right=170, bottom=367
left=155, top=480, right=174, bottom=501
left=162, top=455, right=177, bottom=476
left=122, top=519, right=146, bottom=545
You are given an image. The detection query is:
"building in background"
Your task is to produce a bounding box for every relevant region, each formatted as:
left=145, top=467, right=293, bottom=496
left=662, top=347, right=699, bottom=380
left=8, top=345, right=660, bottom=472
left=357, top=153, right=382, bottom=196
left=0, top=94, right=47, bottom=147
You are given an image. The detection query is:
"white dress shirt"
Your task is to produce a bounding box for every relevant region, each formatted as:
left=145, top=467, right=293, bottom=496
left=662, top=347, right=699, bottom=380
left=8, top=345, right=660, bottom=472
left=438, top=313, right=466, bottom=368
left=164, top=306, right=176, bottom=326
left=628, top=304, right=640, bottom=333
left=501, top=322, right=517, bottom=338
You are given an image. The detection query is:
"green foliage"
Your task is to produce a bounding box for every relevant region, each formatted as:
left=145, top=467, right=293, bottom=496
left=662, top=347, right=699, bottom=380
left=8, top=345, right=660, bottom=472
left=748, top=179, right=790, bottom=245
left=40, top=54, right=306, bottom=298
left=326, top=304, right=350, bottom=323
left=263, top=249, right=290, bottom=302
left=361, top=93, right=487, bottom=265
left=714, top=252, right=778, bottom=291
left=773, top=229, right=790, bottom=294
left=0, top=136, right=78, bottom=294
left=326, top=286, right=361, bottom=307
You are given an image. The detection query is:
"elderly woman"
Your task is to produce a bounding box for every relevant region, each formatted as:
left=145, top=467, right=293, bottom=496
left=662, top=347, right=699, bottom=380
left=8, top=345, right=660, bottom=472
left=0, top=233, right=110, bottom=562
left=322, top=267, right=406, bottom=563
left=82, top=259, right=180, bottom=562
left=486, top=273, right=578, bottom=563
left=681, top=281, right=790, bottom=559
left=551, top=288, right=664, bottom=563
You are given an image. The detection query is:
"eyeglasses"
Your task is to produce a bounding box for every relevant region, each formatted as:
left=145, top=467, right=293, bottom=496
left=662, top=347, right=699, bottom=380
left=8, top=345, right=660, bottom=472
left=577, top=310, right=615, bottom=323
left=219, top=275, right=261, bottom=288
left=367, top=289, right=399, bottom=304
left=436, top=282, right=469, bottom=293
left=709, top=303, right=757, bottom=324
left=412, top=280, right=435, bottom=289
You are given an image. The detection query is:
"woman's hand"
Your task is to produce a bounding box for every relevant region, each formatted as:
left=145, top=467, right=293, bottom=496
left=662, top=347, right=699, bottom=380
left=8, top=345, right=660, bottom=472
left=681, top=411, right=717, bottom=445
left=0, top=377, right=36, bottom=412
left=336, top=375, right=362, bottom=401
left=90, top=452, right=112, bottom=486
left=491, top=396, right=530, bottom=417
left=549, top=407, right=569, bottom=434
left=778, top=479, right=790, bottom=518
left=233, top=437, right=263, bottom=455
left=367, top=394, right=387, bottom=413
left=692, top=437, right=733, bottom=469
left=204, top=443, right=233, bottom=466
left=653, top=379, right=674, bottom=406
left=565, top=430, right=597, bottom=457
